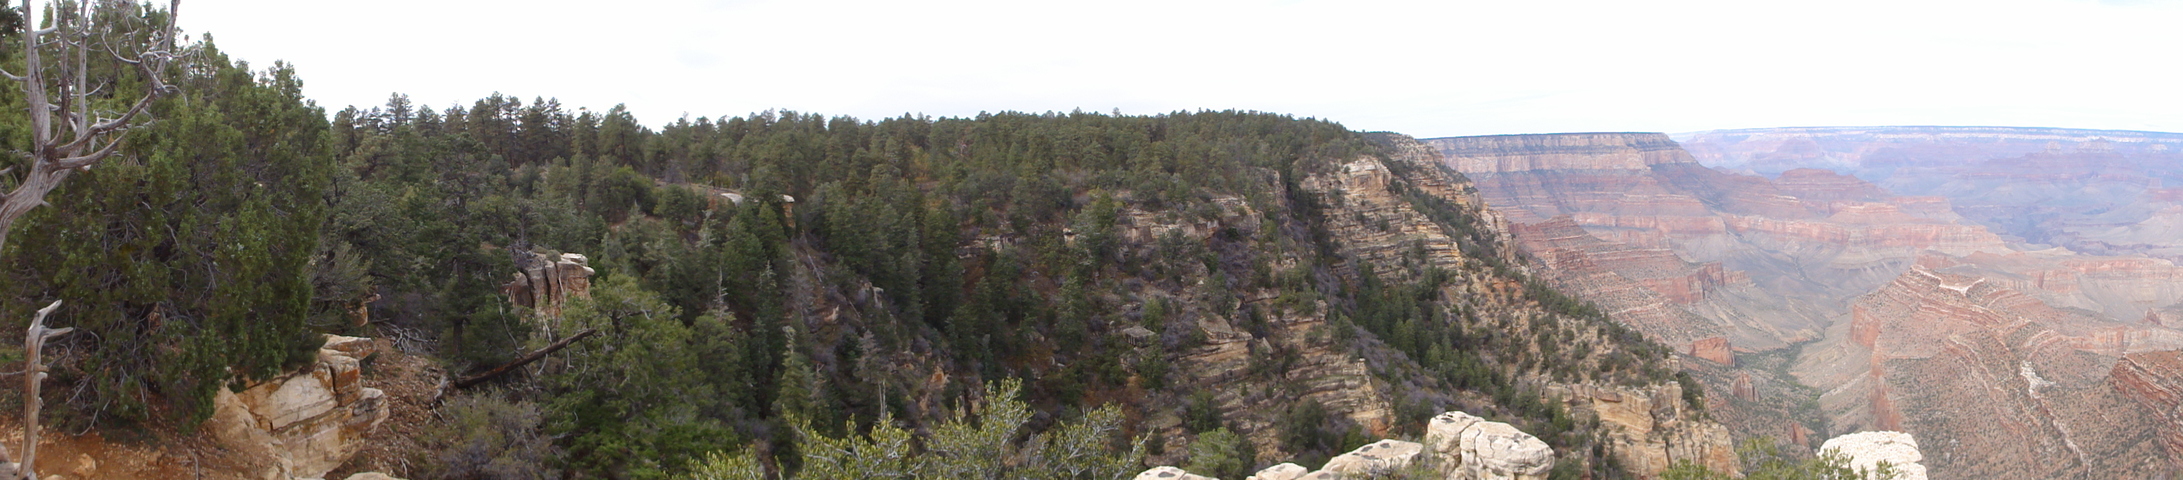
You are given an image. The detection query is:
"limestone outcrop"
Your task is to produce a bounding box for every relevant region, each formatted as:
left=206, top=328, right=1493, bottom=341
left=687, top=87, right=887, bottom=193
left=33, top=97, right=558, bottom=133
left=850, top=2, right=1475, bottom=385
left=501, top=251, right=594, bottom=317
left=1820, top=432, right=1928, bottom=480
left=1134, top=466, right=1217, bottom=480
left=1313, top=439, right=1423, bottom=477
left=206, top=335, right=391, bottom=480
left=1551, top=385, right=1736, bottom=477
left=1423, top=412, right=1554, bottom=480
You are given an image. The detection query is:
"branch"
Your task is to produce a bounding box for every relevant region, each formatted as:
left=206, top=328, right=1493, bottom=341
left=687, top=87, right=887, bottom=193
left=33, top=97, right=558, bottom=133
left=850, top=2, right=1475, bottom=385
left=50, top=136, right=123, bottom=170
left=451, top=328, right=599, bottom=389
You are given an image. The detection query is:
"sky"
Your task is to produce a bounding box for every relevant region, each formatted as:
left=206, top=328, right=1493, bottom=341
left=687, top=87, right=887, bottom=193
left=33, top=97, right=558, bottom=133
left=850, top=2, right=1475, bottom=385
left=177, top=0, right=2183, bottom=137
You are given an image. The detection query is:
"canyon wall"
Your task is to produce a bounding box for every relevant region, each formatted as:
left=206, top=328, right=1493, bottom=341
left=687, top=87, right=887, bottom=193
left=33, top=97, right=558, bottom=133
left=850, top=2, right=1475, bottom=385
left=1797, top=266, right=2178, bottom=478
left=1427, top=130, right=2183, bottom=479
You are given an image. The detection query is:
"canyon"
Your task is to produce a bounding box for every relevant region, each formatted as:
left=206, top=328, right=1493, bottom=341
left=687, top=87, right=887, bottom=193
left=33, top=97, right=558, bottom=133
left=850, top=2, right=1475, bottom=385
left=1430, top=129, right=2183, bottom=479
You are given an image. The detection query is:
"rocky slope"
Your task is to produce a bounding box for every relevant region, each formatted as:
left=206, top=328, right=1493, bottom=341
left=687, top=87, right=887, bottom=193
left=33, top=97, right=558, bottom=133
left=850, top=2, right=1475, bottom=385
left=1304, top=135, right=1737, bottom=476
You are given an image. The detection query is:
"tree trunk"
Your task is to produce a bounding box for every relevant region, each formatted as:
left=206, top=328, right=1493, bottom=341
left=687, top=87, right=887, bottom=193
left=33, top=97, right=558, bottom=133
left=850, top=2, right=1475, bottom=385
left=453, top=328, right=600, bottom=389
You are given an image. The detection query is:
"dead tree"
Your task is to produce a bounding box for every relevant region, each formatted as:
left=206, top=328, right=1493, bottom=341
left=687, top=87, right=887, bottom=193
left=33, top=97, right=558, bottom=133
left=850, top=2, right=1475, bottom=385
left=0, top=1, right=182, bottom=478
left=0, top=0, right=181, bottom=251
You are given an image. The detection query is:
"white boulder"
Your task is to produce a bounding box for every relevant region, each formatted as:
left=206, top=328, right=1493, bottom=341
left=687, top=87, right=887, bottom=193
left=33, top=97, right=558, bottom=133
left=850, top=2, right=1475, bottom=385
left=1821, top=431, right=1928, bottom=480
left=1135, top=466, right=1218, bottom=480
left=1246, top=463, right=1309, bottom=480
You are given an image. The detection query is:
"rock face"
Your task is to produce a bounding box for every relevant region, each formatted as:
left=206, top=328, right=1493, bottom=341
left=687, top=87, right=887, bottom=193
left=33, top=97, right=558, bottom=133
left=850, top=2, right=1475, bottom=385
left=1552, top=384, right=1737, bottom=477
left=1820, top=432, right=1928, bottom=480
left=207, top=335, right=391, bottom=480
left=1687, top=337, right=1732, bottom=366
left=501, top=251, right=594, bottom=317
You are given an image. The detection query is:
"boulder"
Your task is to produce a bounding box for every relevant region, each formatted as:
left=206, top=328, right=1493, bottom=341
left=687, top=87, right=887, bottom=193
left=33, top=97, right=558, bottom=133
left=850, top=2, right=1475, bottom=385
left=1423, top=411, right=1554, bottom=480
left=1316, top=439, right=1424, bottom=477
left=207, top=335, right=391, bottom=480
left=1246, top=463, right=1308, bottom=480
left=1820, top=431, right=1928, bottom=480
left=1134, top=466, right=1217, bottom=480
left=343, top=474, right=407, bottom=480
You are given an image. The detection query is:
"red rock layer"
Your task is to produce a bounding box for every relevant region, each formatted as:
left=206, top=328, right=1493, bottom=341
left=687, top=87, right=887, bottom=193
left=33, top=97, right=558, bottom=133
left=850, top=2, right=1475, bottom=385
left=1833, top=266, right=2180, bottom=478
left=2111, top=351, right=2183, bottom=459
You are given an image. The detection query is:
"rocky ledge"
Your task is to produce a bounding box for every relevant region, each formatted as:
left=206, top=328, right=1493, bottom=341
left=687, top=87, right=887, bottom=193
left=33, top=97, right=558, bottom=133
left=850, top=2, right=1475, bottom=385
left=1138, top=411, right=1551, bottom=480
left=207, top=335, right=391, bottom=480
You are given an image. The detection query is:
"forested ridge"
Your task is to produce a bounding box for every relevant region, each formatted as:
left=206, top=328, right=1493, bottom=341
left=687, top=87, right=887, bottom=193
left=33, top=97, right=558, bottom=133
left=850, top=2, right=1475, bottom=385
left=0, top=3, right=1722, bottom=479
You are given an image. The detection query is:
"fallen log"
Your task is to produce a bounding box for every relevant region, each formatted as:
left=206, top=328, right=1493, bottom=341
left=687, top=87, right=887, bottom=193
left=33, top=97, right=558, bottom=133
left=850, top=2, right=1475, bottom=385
left=453, top=328, right=599, bottom=389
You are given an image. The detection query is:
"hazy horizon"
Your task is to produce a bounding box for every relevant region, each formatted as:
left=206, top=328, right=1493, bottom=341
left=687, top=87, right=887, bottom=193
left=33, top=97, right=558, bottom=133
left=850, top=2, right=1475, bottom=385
left=188, top=0, right=2183, bottom=137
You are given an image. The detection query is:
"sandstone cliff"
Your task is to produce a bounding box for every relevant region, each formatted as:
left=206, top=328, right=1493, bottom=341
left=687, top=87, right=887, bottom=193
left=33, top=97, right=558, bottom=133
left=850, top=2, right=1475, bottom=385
left=206, top=335, right=391, bottom=480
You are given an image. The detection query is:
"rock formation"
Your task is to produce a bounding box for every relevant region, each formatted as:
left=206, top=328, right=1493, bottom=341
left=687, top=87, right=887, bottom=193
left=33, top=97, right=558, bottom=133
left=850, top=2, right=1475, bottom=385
left=501, top=251, right=594, bottom=317
left=1687, top=337, right=1732, bottom=366
left=206, top=335, right=391, bottom=480
left=1819, top=431, right=1928, bottom=480
left=1424, top=412, right=1554, bottom=480
left=1550, top=384, right=1737, bottom=476
left=1147, top=411, right=1552, bottom=480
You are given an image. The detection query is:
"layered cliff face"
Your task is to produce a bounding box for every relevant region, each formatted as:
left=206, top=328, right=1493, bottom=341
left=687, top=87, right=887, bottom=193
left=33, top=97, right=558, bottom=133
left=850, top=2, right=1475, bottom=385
left=1312, top=135, right=1736, bottom=477
left=1795, top=266, right=2182, bottom=478
left=2111, top=351, right=2183, bottom=460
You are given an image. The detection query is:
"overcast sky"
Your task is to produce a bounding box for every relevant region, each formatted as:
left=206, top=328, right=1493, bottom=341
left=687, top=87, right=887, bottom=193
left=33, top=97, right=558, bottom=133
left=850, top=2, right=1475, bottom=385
left=179, top=0, right=2181, bottom=137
